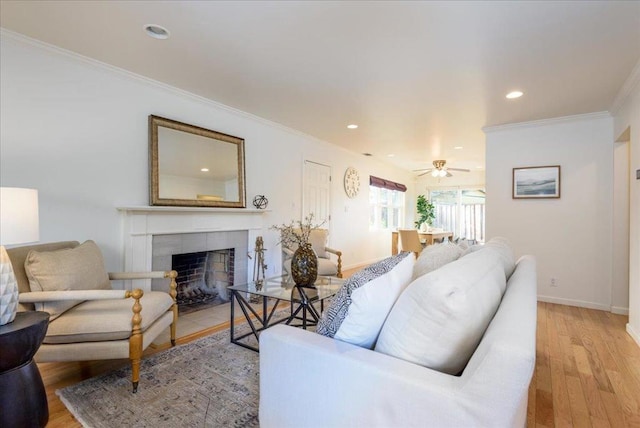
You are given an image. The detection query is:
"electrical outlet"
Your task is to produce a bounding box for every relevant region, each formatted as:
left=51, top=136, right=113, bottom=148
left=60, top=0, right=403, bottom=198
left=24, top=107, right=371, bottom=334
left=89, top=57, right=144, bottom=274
left=550, top=277, right=558, bottom=287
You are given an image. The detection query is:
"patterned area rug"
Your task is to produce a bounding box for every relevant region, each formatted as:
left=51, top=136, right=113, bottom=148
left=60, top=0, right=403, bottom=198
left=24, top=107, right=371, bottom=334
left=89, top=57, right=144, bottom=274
left=57, top=321, right=263, bottom=427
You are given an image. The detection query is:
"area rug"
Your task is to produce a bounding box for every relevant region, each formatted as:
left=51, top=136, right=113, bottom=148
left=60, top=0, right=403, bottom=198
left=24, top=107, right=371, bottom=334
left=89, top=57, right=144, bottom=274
left=57, top=320, right=265, bottom=427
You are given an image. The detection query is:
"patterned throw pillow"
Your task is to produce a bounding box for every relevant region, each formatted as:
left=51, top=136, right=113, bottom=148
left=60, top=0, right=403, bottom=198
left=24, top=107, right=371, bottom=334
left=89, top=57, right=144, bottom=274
left=316, top=252, right=411, bottom=340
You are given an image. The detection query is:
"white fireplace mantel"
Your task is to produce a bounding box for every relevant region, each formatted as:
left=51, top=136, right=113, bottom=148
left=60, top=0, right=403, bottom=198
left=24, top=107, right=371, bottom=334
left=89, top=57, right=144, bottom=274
left=117, top=206, right=269, bottom=291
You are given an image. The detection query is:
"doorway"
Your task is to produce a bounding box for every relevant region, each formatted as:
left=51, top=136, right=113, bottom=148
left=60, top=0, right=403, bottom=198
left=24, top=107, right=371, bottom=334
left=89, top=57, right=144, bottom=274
left=303, top=160, right=331, bottom=226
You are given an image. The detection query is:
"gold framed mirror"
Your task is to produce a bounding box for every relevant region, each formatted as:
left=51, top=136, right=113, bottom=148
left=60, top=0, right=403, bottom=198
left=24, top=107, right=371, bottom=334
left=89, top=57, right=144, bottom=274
left=149, top=115, right=246, bottom=208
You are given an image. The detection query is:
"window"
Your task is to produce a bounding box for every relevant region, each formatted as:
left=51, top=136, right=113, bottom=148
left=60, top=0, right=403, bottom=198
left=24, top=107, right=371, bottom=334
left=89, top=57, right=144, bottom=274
left=369, top=176, right=406, bottom=230
left=430, top=188, right=485, bottom=242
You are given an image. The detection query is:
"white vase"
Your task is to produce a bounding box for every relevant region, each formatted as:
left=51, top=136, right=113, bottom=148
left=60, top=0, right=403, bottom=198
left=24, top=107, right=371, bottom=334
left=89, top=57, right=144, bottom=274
left=0, top=246, right=19, bottom=325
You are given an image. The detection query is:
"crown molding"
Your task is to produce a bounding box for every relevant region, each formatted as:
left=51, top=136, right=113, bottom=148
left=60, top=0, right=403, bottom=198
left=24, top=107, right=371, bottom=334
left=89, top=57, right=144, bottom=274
left=0, top=28, right=333, bottom=148
left=610, top=58, right=640, bottom=115
left=482, top=111, right=611, bottom=134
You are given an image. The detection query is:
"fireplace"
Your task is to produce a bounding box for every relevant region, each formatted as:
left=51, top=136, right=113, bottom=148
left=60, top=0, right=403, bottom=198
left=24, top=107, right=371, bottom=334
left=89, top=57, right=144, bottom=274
left=172, top=249, right=234, bottom=312
left=150, top=231, right=248, bottom=298
left=117, top=206, right=266, bottom=293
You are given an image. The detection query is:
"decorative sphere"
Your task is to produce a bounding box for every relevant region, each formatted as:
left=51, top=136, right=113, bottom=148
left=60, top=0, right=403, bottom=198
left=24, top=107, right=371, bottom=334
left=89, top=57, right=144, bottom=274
left=252, top=195, right=268, bottom=209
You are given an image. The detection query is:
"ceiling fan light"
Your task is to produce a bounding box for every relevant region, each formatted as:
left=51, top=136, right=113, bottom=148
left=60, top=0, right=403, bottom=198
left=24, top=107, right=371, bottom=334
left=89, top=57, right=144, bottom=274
left=439, top=170, right=447, bottom=177
left=431, top=170, right=440, bottom=177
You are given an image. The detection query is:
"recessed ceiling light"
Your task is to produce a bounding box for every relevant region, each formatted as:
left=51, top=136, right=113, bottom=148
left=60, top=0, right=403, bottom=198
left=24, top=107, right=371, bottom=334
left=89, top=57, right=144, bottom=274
left=506, top=91, right=523, bottom=99
left=454, top=146, right=463, bottom=150
left=347, top=124, right=358, bottom=129
left=144, top=24, right=170, bottom=40
left=476, top=166, right=484, bottom=169
left=200, top=168, right=209, bottom=172
left=387, top=154, right=395, bottom=157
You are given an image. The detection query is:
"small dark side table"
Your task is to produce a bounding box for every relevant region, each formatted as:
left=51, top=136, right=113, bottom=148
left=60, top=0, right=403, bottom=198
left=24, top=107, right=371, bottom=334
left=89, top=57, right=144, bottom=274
left=0, top=311, right=50, bottom=428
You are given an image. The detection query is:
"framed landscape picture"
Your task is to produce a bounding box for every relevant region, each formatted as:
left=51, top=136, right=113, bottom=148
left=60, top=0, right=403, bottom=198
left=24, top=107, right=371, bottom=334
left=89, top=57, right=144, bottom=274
left=512, top=165, right=561, bottom=199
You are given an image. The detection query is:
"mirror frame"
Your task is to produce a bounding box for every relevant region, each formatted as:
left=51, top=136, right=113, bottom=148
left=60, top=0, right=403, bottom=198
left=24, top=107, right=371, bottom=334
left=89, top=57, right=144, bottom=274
left=149, top=115, right=246, bottom=208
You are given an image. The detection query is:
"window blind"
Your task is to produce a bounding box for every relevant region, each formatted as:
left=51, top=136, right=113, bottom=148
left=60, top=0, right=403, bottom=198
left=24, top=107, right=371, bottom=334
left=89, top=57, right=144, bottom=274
left=369, top=176, right=407, bottom=192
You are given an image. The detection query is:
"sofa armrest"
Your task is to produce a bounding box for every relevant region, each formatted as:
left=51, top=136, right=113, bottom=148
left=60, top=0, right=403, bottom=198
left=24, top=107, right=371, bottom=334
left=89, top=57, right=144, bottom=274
left=108, top=270, right=175, bottom=280
left=260, top=325, right=474, bottom=428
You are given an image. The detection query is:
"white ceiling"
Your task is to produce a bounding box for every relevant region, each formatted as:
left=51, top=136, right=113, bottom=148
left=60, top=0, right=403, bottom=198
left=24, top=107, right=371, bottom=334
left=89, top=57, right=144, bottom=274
left=1, top=1, right=639, bottom=173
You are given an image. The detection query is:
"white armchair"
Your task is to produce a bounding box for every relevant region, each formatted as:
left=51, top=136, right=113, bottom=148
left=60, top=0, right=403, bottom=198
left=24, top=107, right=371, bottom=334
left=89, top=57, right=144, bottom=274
left=7, top=241, right=178, bottom=393
left=282, top=228, right=342, bottom=279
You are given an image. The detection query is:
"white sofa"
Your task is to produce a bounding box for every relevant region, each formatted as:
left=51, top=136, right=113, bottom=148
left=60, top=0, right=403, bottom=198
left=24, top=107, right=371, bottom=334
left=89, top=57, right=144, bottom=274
left=259, top=248, right=537, bottom=427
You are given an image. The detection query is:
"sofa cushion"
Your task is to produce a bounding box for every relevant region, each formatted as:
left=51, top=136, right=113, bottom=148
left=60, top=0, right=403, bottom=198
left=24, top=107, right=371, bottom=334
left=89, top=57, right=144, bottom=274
left=412, top=240, right=463, bottom=280
left=25, top=240, right=112, bottom=320
left=43, top=291, right=174, bottom=344
left=375, top=247, right=507, bottom=375
left=317, top=252, right=413, bottom=347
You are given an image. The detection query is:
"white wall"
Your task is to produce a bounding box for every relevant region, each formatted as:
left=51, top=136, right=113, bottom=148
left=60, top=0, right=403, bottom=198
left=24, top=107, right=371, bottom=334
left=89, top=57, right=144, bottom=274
left=0, top=31, right=413, bottom=276
left=485, top=114, right=617, bottom=311
left=612, top=63, right=640, bottom=346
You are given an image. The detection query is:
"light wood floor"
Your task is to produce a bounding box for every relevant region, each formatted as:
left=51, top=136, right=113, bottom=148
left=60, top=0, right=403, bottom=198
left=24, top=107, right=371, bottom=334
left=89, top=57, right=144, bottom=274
left=38, top=300, right=639, bottom=427
left=530, top=302, right=640, bottom=427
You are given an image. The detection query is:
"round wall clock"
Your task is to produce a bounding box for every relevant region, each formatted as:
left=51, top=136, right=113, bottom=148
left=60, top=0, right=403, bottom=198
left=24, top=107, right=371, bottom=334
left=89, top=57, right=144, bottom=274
left=344, top=167, right=360, bottom=198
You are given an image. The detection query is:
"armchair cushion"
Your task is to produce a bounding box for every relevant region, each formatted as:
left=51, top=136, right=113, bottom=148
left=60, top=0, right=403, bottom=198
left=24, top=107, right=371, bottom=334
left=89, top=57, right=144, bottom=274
left=43, top=291, right=174, bottom=344
left=25, top=240, right=111, bottom=320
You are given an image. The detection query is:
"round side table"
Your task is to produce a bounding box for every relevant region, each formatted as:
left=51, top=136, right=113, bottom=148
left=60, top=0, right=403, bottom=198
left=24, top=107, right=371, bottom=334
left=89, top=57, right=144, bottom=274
left=0, top=311, right=50, bottom=428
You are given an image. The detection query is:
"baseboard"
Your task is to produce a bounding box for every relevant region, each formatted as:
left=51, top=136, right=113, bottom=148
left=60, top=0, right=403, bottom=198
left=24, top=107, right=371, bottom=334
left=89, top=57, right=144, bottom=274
left=611, top=306, right=629, bottom=315
left=537, top=295, right=611, bottom=311
left=627, top=323, right=640, bottom=348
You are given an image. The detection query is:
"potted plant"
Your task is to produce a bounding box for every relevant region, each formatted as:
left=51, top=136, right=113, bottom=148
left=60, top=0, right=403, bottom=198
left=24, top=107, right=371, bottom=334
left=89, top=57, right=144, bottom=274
left=414, top=195, right=435, bottom=231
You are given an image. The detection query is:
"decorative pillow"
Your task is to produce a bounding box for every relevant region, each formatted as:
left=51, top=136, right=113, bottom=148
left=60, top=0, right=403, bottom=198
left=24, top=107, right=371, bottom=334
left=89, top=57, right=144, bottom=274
left=333, top=253, right=415, bottom=348
left=317, top=252, right=413, bottom=347
left=375, top=247, right=507, bottom=375
left=25, top=240, right=112, bottom=320
left=412, top=241, right=463, bottom=280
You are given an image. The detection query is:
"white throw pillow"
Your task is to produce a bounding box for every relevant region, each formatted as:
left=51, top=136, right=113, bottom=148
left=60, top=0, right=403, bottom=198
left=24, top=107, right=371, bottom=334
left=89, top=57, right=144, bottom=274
left=334, top=253, right=415, bottom=348
left=316, top=252, right=414, bottom=347
left=412, top=241, right=463, bottom=280
left=375, top=247, right=507, bottom=375
left=484, top=237, right=516, bottom=279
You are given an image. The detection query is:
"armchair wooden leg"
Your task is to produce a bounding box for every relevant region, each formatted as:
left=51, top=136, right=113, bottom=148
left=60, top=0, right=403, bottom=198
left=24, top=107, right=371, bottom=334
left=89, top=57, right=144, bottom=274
left=167, top=270, right=178, bottom=347
left=127, top=288, right=144, bottom=393
left=336, top=252, right=343, bottom=278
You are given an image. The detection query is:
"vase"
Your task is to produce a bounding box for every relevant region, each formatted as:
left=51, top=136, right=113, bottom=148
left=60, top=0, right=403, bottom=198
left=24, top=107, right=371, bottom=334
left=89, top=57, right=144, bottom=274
left=0, top=246, right=19, bottom=325
left=290, top=243, right=318, bottom=286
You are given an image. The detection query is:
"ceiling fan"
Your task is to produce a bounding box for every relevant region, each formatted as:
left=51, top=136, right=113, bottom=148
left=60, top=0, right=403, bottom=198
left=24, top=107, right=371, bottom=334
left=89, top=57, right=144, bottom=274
left=413, top=160, right=470, bottom=177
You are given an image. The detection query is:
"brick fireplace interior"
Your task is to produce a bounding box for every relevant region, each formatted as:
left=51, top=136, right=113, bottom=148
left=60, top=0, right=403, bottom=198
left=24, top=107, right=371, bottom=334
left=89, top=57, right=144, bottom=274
left=151, top=231, right=249, bottom=314
left=172, top=249, right=235, bottom=313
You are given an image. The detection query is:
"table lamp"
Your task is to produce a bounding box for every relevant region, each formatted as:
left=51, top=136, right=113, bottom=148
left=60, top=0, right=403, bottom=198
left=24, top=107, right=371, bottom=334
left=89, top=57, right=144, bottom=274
left=0, top=187, right=39, bottom=325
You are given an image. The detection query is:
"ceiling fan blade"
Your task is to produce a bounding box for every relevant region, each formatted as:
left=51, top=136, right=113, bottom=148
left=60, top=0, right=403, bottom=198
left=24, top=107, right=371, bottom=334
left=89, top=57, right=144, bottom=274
left=447, top=167, right=471, bottom=172
left=446, top=171, right=453, bottom=177
left=412, top=168, right=433, bottom=173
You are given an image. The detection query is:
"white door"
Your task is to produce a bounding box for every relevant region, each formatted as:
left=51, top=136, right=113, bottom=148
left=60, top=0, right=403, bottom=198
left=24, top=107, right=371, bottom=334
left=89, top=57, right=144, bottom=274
left=303, top=161, right=331, bottom=226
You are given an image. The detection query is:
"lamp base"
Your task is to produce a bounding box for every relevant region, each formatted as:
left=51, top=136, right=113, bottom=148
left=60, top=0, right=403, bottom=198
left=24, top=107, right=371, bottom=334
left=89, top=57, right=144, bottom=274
left=0, top=246, right=19, bottom=325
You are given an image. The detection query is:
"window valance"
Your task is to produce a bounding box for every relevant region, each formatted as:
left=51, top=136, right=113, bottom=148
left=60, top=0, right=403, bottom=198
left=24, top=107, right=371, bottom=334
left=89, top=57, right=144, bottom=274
left=369, top=176, right=407, bottom=192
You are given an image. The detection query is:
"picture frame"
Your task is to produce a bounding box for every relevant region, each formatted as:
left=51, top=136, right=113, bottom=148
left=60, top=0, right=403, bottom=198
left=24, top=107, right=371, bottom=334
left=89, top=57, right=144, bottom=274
left=512, top=165, right=561, bottom=199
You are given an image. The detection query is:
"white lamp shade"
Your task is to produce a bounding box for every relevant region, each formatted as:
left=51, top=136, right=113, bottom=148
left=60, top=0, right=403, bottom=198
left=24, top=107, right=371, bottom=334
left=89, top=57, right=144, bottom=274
left=0, top=187, right=40, bottom=246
